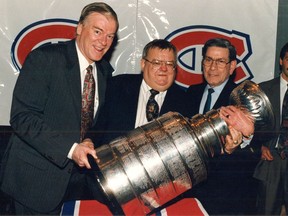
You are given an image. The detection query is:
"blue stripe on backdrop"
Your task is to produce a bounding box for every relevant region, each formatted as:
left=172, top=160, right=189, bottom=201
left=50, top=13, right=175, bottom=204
left=61, top=201, right=76, bottom=216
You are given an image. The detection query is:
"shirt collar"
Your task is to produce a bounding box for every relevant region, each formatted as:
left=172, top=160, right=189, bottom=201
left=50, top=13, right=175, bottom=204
left=280, top=74, right=288, bottom=88
left=141, top=79, right=167, bottom=95
left=206, top=78, right=228, bottom=94
left=75, top=41, right=95, bottom=72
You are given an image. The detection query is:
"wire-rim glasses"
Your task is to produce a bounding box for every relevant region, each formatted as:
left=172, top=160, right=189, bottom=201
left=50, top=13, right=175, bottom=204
left=144, top=58, right=176, bottom=70
left=203, top=56, right=231, bottom=68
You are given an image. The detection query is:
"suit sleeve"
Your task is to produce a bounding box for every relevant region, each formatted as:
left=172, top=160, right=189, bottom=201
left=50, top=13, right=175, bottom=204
left=10, top=48, right=77, bottom=168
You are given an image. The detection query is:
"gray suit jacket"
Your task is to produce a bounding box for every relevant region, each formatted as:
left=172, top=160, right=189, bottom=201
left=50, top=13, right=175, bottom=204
left=0, top=39, right=113, bottom=212
left=253, top=76, right=281, bottom=182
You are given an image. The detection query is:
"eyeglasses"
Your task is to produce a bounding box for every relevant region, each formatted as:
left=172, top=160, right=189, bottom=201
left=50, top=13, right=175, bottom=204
left=144, top=58, right=176, bottom=70
left=203, top=56, right=231, bottom=68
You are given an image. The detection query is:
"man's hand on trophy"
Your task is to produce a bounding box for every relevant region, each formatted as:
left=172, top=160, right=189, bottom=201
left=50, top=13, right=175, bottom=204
left=72, top=139, right=99, bottom=169
left=219, top=106, right=254, bottom=138
left=223, top=126, right=243, bottom=154
left=81, top=138, right=95, bottom=149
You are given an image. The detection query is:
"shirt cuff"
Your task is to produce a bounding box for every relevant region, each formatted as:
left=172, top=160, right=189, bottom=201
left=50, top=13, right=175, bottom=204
left=68, top=143, right=78, bottom=159
left=240, top=134, right=254, bottom=148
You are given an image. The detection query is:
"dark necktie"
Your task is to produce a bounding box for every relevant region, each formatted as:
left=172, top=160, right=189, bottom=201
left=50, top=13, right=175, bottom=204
left=279, top=85, right=288, bottom=159
left=146, top=89, right=160, bottom=121
left=203, top=88, right=214, bottom=114
left=80, top=65, right=95, bottom=141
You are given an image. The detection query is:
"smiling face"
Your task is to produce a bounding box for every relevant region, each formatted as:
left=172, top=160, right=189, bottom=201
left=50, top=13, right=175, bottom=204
left=141, top=47, right=176, bottom=92
left=203, top=46, right=237, bottom=87
left=76, top=12, right=117, bottom=63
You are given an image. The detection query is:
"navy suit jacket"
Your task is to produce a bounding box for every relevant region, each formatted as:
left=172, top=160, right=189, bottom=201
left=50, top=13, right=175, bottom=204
left=89, top=74, right=189, bottom=145
left=0, top=39, right=113, bottom=212
left=184, top=77, right=260, bottom=214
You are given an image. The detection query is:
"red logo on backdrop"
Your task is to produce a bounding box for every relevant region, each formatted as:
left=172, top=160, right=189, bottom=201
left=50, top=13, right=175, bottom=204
left=165, top=25, right=253, bottom=88
left=11, top=19, right=77, bottom=71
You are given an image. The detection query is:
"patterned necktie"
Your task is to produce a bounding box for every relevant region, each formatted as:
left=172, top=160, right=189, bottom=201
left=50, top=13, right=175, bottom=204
left=279, top=85, right=288, bottom=159
left=203, top=88, right=215, bottom=114
left=146, top=89, right=160, bottom=121
left=80, top=65, right=95, bottom=141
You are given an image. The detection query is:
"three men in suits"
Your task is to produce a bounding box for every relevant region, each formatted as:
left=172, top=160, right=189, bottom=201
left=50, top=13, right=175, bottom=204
left=0, top=2, right=118, bottom=214
left=253, top=42, right=288, bottom=215
left=88, top=39, right=190, bottom=146
left=184, top=38, right=258, bottom=215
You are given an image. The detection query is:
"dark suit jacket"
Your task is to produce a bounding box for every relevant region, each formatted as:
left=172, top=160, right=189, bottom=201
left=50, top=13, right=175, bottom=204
left=0, top=40, right=113, bottom=212
left=185, top=77, right=237, bottom=117
left=89, top=74, right=189, bottom=146
left=253, top=77, right=282, bottom=182
left=184, top=77, right=259, bottom=214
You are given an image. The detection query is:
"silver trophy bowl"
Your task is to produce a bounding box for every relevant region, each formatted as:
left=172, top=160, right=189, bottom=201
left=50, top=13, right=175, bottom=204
left=89, top=80, right=274, bottom=215
left=229, top=80, right=275, bottom=130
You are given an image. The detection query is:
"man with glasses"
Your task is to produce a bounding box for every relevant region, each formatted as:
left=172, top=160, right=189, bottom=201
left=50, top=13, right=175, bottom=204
left=87, top=39, right=190, bottom=145
left=184, top=38, right=258, bottom=215
left=187, top=38, right=237, bottom=116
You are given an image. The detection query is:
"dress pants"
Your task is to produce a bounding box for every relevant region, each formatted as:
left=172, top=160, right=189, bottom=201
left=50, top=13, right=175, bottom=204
left=184, top=147, right=259, bottom=215
left=14, top=164, right=107, bottom=215
left=256, top=152, right=288, bottom=215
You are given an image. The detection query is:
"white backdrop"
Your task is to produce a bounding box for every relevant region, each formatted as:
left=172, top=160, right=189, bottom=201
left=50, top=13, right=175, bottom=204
left=0, top=0, right=279, bottom=125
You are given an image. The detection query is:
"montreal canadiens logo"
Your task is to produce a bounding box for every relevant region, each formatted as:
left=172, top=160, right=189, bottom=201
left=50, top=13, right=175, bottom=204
left=11, top=18, right=77, bottom=71
left=165, top=25, right=253, bottom=88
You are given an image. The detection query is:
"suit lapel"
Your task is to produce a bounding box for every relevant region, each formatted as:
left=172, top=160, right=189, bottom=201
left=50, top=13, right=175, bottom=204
left=276, top=79, right=281, bottom=128
left=186, top=83, right=206, bottom=116
left=161, top=84, right=178, bottom=115
left=96, top=63, right=105, bottom=107
left=65, top=41, right=82, bottom=124
left=266, top=77, right=281, bottom=129
left=127, top=76, right=142, bottom=127
left=213, top=79, right=237, bottom=109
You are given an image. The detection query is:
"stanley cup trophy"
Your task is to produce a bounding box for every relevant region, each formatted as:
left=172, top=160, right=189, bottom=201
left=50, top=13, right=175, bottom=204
left=87, top=80, right=274, bottom=215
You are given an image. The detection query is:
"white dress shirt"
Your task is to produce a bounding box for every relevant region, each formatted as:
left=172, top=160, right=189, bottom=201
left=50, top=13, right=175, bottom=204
left=280, top=75, right=288, bottom=118
left=199, top=79, right=228, bottom=114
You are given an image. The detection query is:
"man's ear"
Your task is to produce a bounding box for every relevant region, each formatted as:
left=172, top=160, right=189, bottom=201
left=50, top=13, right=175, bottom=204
left=229, top=60, right=237, bottom=75
left=140, top=58, right=145, bottom=71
